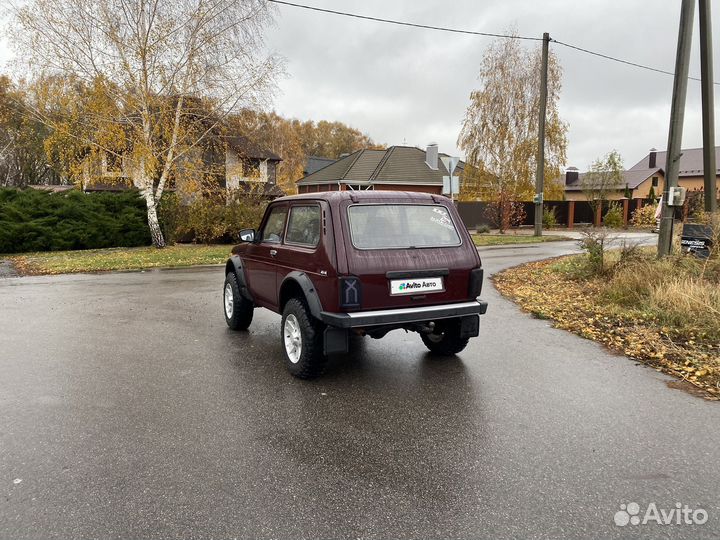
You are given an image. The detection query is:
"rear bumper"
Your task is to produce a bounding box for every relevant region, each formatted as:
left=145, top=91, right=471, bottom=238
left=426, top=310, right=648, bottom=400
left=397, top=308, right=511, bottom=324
left=320, top=298, right=488, bottom=329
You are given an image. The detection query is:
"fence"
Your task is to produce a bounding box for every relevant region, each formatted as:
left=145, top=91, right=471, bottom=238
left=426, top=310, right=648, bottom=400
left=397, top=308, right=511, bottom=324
left=456, top=199, right=655, bottom=230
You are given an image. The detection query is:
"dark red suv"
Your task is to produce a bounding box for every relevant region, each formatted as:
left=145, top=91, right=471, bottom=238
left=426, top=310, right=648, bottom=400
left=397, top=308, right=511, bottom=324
left=223, top=191, right=487, bottom=378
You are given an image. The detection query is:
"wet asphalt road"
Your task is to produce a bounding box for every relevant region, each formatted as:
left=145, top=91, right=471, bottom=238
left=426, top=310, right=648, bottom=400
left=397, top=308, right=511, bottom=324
left=1, top=235, right=719, bottom=540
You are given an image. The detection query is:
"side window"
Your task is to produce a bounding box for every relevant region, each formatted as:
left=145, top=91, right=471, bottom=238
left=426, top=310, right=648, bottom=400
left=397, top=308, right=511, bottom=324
left=285, top=205, right=321, bottom=247
left=260, top=206, right=287, bottom=244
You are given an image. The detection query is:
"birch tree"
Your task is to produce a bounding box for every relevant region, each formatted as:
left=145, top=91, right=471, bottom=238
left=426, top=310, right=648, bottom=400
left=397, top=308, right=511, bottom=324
left=0, top=77, right=51, bottom=187
left=7, top=0, right=281, bottom=247
left=458, top=34, right=567, bottom=204
left=582, top=150, right=624, bottom=225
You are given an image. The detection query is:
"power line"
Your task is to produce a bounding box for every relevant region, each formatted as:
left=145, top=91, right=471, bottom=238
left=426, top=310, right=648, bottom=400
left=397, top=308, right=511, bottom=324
left=269, top=0, right=719, bottom=86
left=552, top=39, right=718, bottom=86
left=267, top=0, right=542, bottom=41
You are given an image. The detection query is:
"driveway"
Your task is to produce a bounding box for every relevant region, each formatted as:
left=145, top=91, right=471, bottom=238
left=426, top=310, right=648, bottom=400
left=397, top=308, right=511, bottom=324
left=1, top=233, right=718, bottom=539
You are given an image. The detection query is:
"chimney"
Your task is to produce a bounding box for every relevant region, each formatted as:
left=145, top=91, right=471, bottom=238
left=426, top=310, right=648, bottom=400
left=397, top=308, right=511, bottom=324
left=425, top=142, right=438, bottom=170
left=648, top=148, right=657, bottom=168
left=565, top=166, right=579, bottom=184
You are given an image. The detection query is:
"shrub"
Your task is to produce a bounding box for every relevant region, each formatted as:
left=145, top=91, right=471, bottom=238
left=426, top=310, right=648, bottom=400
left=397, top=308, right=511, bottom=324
left=684, top=190, right=706, bottom=222
left=603, top=202, right=624, bottom=228
left=578, top=229, right=612, bottom=275
left=483, top=200, right=526, bottom=233
left=0, top=188, right=150, bottom=253
left=630, top=204, right=657, bottom=228
left=542, top=207, right=558, bottom=229
left=159, top=192, right=269, bottom=244
left=158, top=192, right=184, bottom=245
left=476, top=224, right=491, bottom=234
left=224, top=192, right=268, bottom=241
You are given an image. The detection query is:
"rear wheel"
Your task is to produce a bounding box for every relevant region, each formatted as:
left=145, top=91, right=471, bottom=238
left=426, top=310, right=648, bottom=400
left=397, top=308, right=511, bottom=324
left=281, top=298, right=327, bottom=379
left=224, top=272, right=253, bottom=330
left=420, top=319, right=469, bottom=355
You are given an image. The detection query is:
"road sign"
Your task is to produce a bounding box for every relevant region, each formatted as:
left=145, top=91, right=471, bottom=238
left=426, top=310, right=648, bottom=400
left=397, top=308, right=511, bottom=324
left=441, top=155, right=459, bottom=177
left=442, top=175, right=459, bottom=195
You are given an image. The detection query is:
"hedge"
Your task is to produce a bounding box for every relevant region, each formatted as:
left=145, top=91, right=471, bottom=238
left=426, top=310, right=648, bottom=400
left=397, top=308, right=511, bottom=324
left=0, top=188, right=151, bottom=253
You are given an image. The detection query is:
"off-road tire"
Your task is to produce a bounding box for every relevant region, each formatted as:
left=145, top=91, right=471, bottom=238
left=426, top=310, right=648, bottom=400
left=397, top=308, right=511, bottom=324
left=420, top=319, right=469, bottom=356
left=224, top=272, right=254, bottom=330
left=281, top=298, right=327, bottom=379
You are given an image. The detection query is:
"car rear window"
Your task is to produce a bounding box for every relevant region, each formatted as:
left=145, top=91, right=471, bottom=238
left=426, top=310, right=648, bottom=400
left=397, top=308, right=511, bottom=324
left=347, top=204, right=461, bottom=249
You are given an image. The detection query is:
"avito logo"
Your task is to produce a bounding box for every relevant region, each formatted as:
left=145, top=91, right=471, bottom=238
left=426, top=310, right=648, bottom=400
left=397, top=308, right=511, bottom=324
left=398, top=281, right=437, bottom=291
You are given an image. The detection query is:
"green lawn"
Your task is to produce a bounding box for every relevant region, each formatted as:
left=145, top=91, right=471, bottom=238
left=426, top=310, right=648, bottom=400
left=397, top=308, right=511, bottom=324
left=472, top=234, right=571, bottom=246
left=4, top=235, right=573, bottom=275
left=7, top=244, right=231, bottom=276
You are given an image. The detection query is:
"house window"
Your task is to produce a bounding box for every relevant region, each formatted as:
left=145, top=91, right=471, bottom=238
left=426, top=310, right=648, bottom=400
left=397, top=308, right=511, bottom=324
left=242, top=159, right=260, bottom=179
left=101, top=152, right=125, bottom=177
left=652, top=176, right=659, bottom=187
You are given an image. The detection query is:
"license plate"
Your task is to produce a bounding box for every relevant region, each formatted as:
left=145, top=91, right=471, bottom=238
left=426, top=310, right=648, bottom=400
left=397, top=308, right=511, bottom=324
left=390, top=277, right=444, bottom=295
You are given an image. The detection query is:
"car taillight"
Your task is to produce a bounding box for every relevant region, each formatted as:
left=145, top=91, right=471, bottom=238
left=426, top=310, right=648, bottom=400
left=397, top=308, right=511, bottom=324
left=339, top=276, right=362, bottom=310
left=468, top=268, right=484, bottom=298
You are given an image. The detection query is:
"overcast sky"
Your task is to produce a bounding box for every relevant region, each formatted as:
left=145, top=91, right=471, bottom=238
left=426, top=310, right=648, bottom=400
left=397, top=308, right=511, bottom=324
left=1, top=0, right=719, bottom=172
left=262, top=0, right=720, bottom=171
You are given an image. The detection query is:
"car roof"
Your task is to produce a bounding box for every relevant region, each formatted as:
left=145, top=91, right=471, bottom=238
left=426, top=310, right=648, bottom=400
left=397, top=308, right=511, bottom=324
left=273, top=190, right=450, bottom=205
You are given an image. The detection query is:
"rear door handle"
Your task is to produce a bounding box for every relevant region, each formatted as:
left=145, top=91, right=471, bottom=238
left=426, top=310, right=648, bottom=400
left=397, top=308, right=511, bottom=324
left=270, top=249, right=277, bottom=257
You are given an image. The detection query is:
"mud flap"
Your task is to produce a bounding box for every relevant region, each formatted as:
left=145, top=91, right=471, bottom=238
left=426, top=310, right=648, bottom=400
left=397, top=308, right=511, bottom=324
left=460, top=315, right=480, bottom=339
left=324, top=327, right=349, bottom=355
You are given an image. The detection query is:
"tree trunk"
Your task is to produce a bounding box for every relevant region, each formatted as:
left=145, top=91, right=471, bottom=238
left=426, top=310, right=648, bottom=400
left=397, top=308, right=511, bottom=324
left=141, top=192, right=166, bottom=248
left=146, top=202, right=166, bottom=248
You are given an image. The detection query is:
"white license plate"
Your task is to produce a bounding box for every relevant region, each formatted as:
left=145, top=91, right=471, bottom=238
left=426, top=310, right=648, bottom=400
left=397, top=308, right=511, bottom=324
left=390, top=277, right=444, bottom=295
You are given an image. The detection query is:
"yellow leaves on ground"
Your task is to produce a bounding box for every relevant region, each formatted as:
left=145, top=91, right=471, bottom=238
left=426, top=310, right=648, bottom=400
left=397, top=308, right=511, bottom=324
left=9, top=244, right=230, bottom=276
left=493, top=258, right=720, bottom=400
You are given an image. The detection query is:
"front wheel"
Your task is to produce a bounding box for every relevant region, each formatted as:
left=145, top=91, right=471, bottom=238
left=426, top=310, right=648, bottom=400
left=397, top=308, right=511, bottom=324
left=420, top=319, right=469, bottom=356
left=224, top=272, right=253, bottom=330
left=281, top=298, right=327, bottom=379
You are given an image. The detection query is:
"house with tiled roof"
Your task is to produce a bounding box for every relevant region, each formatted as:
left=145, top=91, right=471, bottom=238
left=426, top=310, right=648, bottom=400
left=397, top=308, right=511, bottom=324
left=82, top=132, right=284, bottom=199
left=564, top=147, right=720, bottom=201
left=303, top=156, right=336, bottom=176
left=296, top=144, right=464, bottom=194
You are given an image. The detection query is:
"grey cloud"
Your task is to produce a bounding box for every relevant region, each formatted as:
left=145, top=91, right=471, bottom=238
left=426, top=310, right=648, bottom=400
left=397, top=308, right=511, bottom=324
left=265, top=0, right=720, bottom=170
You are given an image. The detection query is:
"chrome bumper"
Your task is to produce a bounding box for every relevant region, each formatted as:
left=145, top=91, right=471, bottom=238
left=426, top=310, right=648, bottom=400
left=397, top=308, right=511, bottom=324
left=320, top=298, right=488, bottom=328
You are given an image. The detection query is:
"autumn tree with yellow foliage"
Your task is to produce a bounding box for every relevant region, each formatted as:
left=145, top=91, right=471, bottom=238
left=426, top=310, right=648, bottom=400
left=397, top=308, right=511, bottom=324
left=8, top=0, right=281, bottom=247
left=458, top=34, right=568, bottom=208
left=229, top=110, right=382, bottom=194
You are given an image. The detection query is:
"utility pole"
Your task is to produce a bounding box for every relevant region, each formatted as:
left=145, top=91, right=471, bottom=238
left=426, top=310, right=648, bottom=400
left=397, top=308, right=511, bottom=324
left=658, top=0, right=695, bottom=257
left=699, top=0, right=718, bottom=213
left=534, top=32, right=550, bottom=237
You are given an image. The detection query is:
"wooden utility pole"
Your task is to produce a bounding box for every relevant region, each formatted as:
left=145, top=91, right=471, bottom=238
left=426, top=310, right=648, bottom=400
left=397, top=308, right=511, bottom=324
left=699, top=0, right=718, bottom=213
left=534, top=32, right=550, bottom=237
left=658, top=0, right=695, bottom=257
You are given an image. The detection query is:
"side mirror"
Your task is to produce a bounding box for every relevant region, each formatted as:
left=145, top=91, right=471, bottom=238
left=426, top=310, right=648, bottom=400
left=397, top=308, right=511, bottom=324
left=239, top=228, right=256, bottom=242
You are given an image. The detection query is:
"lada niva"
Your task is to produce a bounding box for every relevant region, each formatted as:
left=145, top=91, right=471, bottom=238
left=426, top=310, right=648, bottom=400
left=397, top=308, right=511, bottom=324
left=223, top=191, right=487, bottom=378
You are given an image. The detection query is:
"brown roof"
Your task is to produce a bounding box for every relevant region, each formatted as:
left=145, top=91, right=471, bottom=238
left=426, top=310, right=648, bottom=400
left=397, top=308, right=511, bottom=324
left=223, top=135, right=281, bottom=161
left=296, top=146, right=464, bottom=186
left=565, top=167, right=662, bottom=191
left=629, top=146, right=720, bottom=177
